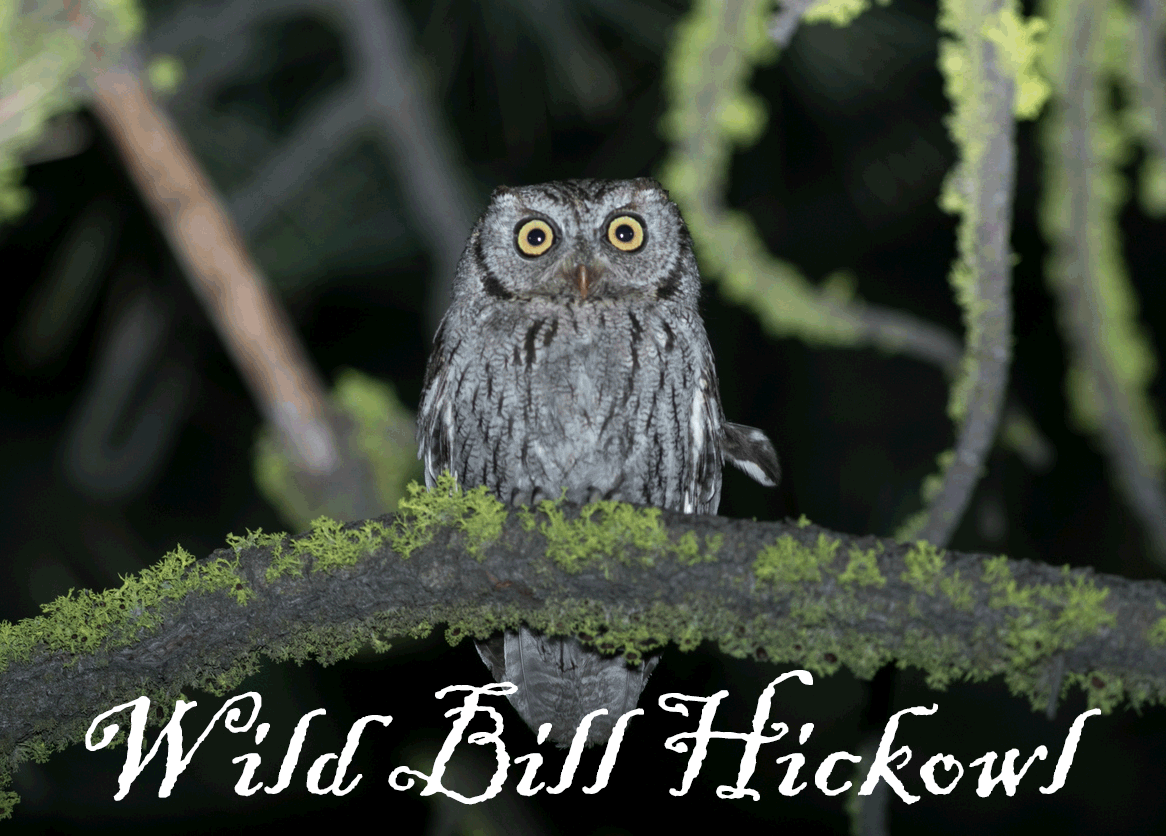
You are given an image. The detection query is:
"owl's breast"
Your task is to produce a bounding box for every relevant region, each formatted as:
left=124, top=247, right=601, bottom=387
left=436, top=300, right=719, bottom=511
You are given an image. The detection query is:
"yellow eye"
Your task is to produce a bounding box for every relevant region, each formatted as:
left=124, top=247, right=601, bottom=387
left=516, top=218, right=554, bottom=256
left=606, top=215, right=645, bottom=252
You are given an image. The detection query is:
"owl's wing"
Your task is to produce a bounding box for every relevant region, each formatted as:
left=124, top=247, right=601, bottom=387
left=686, top=371, right=725, bottom=515
left=417, top=319, right=456, bottom=487
left=723, top=422, right=781, bottom=487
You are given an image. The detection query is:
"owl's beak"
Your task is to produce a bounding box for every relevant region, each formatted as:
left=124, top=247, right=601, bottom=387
left=574, top=264, right=591, bottom=299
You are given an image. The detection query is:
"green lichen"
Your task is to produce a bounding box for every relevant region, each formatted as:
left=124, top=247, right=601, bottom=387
left=923, top=451, right=957, bottom=502
left=333, top=369, right=423, bottom=512
left=1148, top=617, right=1166, bottom=647
left=755, top=536, right=810, bottom=584
left=983, top=555, right=1027, bottom=605
left=657, top=0, right=1051, bottom=540
left=901, top=0, right=1047, bottom=549
left=1048, top=570, right=1116, bottom=637
left=983, top=558, right=1118, bottom=701
left=982, top=7, right=1051, bottom=119
left=839, top=545, right=886, bottom=587
left=536, top=500, right=666, bottom=571
left=145, top=53, right=184, bottom=95
left=899, top=628, right=978, bottom=691
left=0, top=0, right=143, bottom=228
left=998, top=406, right=1054, bottom=469
left=901, top=541, right=947, bottom=593
left=893, top=508, right=930, bottom=543
left=230, top=519, right=394, bottom=582
left=673, top=531, right=713, bottom=565
left=253, top=369, right=421, bottom=532
left=701, top=532, right=725, bottom=562
left=1102, top=0, right=1166, bottom=217
left=754, top=534, right=841, bottom=585
left=225, top=527, right=285, bottom=555
left=0, top=544, right=253, bottom=674
left=226, top=528, right=297, bottom=582
left=1067, top=670, right=1126, bottom=714
left=939, top=570, right=976, bottom=612
left=936, top=2, right=988, bottom=376
left=0, top=535, right=258, bottom=818
left=389, top=474, right=507, bottom=559
left=526, top=497, right=721, bottom=572
left=297, top=517, right=392, bottom=571
left=0, top=472, right=528, bottom=818
left=656, top=0, right=870, bottom=351
left=803, top=0, right=886, bottom=27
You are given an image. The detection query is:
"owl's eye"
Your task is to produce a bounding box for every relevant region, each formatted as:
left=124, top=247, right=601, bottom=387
left=515, top=218, right=555, bottom=257
left=606, top=215, right=646, bottom=252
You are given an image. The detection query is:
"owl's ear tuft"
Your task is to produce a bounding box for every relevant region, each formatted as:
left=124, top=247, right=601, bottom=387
left=723, top=422, right=780, bottom=487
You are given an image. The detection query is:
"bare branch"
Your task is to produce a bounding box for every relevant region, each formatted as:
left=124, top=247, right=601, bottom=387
left=145, top=0, right=479, bottom=334
left=90, top=64, right=342, bottom=476
left=340, top=0, right=478, bottom=329
left=769, top=0, right=817, bottom=48
left=227, top=88, right=370, bottom=236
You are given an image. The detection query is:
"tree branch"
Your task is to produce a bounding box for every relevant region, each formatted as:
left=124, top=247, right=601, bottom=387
left=666, top=0, right=1052, bottom=487
left=145, top=0, right=480, bottom=336
left=91, top=63, right=341, bottom=476
left=1040, top=0, right=1166, bottom=567
left=90, top=61, right=404, bottom=524
left=2, top=492, right=1164, bottom=802
left=913, top=0, right=1017, bottom=546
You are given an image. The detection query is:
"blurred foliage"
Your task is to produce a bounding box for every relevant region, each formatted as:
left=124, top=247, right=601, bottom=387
left=0, top=0, right=143, bottom=222
left=253, top=368, right=420, bottom=532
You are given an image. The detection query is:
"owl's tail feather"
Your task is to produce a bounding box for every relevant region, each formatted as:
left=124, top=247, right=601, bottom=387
left=723, top=422, right=781, bottom=487
left=475, top=627, right=658, bottom=748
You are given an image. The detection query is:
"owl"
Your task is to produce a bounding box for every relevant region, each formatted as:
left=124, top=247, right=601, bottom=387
left=417, top=178, right=780, bottom=746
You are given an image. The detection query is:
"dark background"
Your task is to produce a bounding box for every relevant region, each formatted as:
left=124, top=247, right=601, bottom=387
left=2, top=0, right=1165, bottom=832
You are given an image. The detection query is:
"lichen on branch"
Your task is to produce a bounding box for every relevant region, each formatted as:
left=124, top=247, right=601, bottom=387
left=2, top=485, right=1166, bottom=818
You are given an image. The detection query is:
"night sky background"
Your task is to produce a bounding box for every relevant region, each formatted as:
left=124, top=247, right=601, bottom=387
left=2, top=0, right=1166, bottom=832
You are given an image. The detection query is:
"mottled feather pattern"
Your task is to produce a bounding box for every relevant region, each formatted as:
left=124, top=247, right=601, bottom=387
left=422, top=296, right=723, bottom=512
left=417, top=178, right=779, bottom=746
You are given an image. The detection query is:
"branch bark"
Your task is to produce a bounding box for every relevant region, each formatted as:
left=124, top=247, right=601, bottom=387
left=2, top=501, right=1164, bottom=779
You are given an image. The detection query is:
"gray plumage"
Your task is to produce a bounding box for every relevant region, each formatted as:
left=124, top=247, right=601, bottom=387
left=417, top=178, right=779, bottom=746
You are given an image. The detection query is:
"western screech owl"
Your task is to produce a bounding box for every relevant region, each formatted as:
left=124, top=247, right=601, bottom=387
left=417, top=178, right=780, bottom=746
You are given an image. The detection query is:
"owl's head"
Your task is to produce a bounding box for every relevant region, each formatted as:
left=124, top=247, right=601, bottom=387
left=454, top=178, right=700, bottom=306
